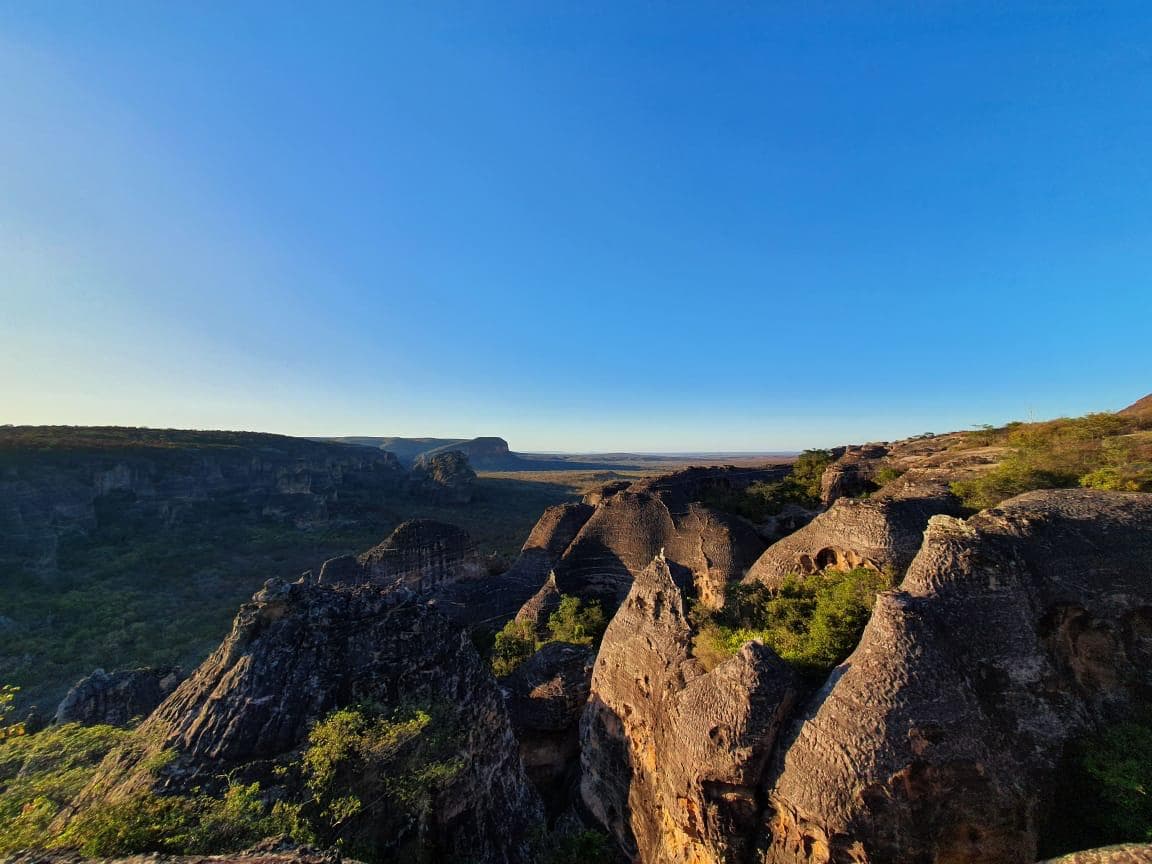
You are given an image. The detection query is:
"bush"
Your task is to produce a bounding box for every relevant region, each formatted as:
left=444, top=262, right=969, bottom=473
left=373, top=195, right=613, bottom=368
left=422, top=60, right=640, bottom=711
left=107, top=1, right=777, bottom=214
left=0, top=721, right=129, bottom=854
left=293, top=702, right=464, bottom=857
left=951, top=412, right=1152, bottom=509
left=547, top=596, right=606, bottom=646
left=698, top=450, right=834, bottom=521
left=540, top=827, right=614, bottom=864
left=492, top=595, right=607, bottom=676
left=691, top=568, right=889, bottom=675
left=491, top=619, right=538, bottom=677
left=57, top=781, right=296, bottom=857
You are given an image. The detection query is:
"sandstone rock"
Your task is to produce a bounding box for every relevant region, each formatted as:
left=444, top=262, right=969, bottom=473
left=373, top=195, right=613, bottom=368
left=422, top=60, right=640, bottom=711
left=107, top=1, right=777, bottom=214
left=514, top=571, right=563, bottom=639
left=503, top=640, right=594, bottom=814
left=581, top=554, right=797, bottom=863
left=68, top=577, right=543, bottom=863
left=820, top=445, right=889, bottom=505
left=551, top=469, right=773, bottom=610
left=54, top=666, right=182, bottom=727
left=1119, top=394, right=1152, bottom=417
left=408, top=449, right=476, bottom=503
left=761, top=490, right=1152, bottom=864
left=1040, top=845, right=1152, bottom=864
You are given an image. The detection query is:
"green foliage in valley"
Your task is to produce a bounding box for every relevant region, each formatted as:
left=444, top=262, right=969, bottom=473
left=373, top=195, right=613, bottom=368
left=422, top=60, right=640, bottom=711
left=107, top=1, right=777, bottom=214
left=534, top=827, right=614, bottom=864
left=951, top=412, right=1152, bottom=509
left=491, top=595, right=607, bottom=677
left=699, top=449, right=833, bottom=521
left=691, top=567, right=890, bottom=675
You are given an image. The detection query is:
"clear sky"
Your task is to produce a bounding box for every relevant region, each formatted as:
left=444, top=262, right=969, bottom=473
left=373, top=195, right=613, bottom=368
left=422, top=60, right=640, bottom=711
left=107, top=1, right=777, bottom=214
left=1, top=2, right=1149, bottom=452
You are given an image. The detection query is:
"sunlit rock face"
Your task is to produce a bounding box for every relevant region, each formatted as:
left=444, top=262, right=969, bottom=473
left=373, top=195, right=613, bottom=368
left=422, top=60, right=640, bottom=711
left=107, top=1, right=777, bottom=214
left=762, top=490, right=1152, bottom=864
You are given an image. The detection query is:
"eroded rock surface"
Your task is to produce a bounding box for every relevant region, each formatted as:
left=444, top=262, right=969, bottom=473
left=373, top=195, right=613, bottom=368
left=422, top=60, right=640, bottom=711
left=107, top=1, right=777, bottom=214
left=762, top=490, right=1152, bottom=864
left=69, top=577, right=543, bottom=863
left=581, top=554, right=797, bottom=864
left=54, top=666, right=182, bottom=727
left=503, top=641, right=594, bottom=814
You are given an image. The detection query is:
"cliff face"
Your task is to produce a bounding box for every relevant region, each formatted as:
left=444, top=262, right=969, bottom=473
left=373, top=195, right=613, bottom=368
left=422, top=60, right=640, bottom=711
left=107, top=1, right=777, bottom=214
left=0, top=428, right=408, bottom=572
left=54, top=666, right=182, bottom=727
left=69, top=575, right=543, bottom=863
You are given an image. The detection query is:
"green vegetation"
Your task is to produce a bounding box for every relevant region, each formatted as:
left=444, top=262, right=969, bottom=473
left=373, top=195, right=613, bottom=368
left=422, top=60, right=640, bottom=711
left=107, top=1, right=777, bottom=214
left=288, top=702, right=465, bottom=857
left=4, top=701, right=468, bottom=860
left=58, top=781, right=299, bottom=857
left=0, top=471, right=588, bottom=714
left=1043, top=720, right=1152, bottom=857
left=0, top=721, right=129, bottom=853
left=872, top=465, right=906, bottom=488
left=533, top=827, right=613, bottom=864
left=699, top=449, right=833, bottom=521
left=0, top=685, right=24, bottom=743
left=951, top=412, right=1152, bottom=509
left=691, top=567, right=890, bottom=675
left=491, top=595, right=607, bottom=677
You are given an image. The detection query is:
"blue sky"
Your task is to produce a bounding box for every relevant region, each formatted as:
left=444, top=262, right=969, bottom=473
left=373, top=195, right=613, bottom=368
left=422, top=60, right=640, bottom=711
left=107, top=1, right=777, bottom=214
left=1, top=2, right=1149, bottom=451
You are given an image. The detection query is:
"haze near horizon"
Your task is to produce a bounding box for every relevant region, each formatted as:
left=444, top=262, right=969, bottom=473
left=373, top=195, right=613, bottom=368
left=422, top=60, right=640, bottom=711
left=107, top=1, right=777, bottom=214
left=2, top=3, right=1150, bottom=450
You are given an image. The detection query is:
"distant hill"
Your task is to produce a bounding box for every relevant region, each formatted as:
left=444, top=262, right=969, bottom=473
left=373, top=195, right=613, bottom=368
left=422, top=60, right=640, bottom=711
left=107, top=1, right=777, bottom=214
left=317, top=434, right=793, bottom=472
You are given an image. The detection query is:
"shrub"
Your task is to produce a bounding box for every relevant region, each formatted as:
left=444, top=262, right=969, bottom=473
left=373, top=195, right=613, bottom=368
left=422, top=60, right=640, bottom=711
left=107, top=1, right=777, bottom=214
left=547, top=596, right=606, bottom=646
left=293, top=702, right=464, bottom=856
left=698, top=450, right=834, bottom=521
left=0, top=721, right=129, bottom=854
left=491, top=595, right=607, bottom=676
left=1042, top=720, right=1152, bottom=857
left=691, top=568, right=889, bottom=675
left=540, top=827, right=614, bottom=864
left=872, top=465, right=905, bottom=488
left=951, top=411, right=1152, bottom=509
left=491, top=619, right=537, bottom=676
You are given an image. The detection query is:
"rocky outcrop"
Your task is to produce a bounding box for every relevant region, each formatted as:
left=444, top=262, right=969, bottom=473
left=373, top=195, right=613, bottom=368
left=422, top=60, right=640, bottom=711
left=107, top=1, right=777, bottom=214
left=68, top=576, right=543, bottom=863
left=408, top=450, right=476, bottom=503
left=820, top=445, right=890, bottom=505
left=580, top=554, right=798, bottom=864
left=762, top=490, right=1152, bottom=864
left=746, top=452, right=985, bottom=588
left=1041, top=845, right=1152, bottom=864
left=515, top=571, right=564, bottom=639
left=54, top=666, right=182, bottom=727
left=503, top=641, right=594, bottom=814
left=319, top=519, right=486, bottom=593
left=536, top=467, right=782, bottom=612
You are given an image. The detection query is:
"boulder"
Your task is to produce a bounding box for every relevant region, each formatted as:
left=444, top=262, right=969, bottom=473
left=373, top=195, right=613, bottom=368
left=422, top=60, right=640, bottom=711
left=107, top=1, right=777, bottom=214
left=54, top=666, right=182, bottom=727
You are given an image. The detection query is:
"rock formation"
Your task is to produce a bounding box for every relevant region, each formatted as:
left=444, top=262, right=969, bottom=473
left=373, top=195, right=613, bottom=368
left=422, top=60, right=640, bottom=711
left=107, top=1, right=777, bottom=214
left=54, top=666, right=182, bottom=727
left=580, top=554, right=798, bottom=864
left=1119, top=394, right=1152, bottom=417
left=408, top=449, right=476, bottom=503
left=318, top=518, right=486, bottom=594
left=502, top=640, right=595, bottom=814
left=746, top=445, right=998, bottom=588
left=820, top=444, right=890, bottom=505
left=524, top=467, right=782, bottom=612
left=762, top=490, right=1152, bottom=864
left=68, top=576, right=543, bottom=863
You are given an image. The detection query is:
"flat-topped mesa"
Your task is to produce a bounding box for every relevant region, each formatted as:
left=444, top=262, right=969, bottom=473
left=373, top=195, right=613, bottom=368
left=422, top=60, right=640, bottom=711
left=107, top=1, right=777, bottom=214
left=67, top=576, right=543, bottom=863
left=581, top=554, right=798, bottom=864
left=318, top=518, right=485, bottom=593
left=762, top=489, right=1152, bottom=864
